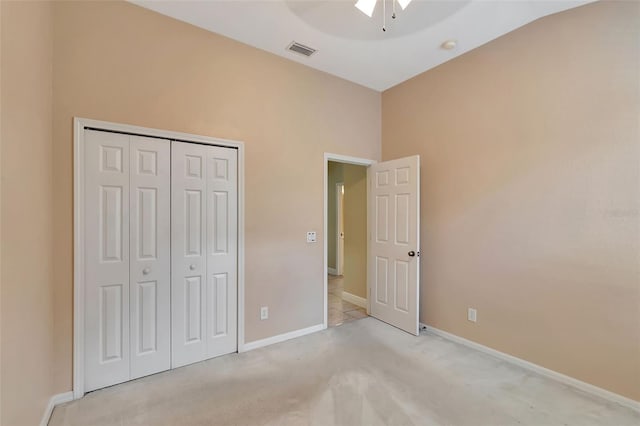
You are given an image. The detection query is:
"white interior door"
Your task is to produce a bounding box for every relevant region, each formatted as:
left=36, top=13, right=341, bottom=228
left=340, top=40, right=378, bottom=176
left=83, top=127, right=238, bottom=390
left=85, top=130, right=172, bottom=391
left=129, top=135, right=171, bottom=379
left=205, top=146, right=238, bottom=359
left=85, top=130, right=131, bottom=391
left=368, top=155, right=420, bottom=335
left=171, top=142, right=208, bottom=367
left=172, top=141, right=238, bottom=368
left=336, top=183, right=344, bottom=276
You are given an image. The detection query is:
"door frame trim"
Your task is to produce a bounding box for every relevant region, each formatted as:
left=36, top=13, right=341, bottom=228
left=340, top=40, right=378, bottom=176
left=323, top=153, right=376, bottom=329
left=73, top=117, right=246, bottom=399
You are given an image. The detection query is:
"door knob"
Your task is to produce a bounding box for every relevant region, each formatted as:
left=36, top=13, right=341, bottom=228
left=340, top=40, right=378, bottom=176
left=190, top=264, right=196, bottom=270
left=143, top=267, right=151, bottom=275
left=408, top=251, right=416, bottom=257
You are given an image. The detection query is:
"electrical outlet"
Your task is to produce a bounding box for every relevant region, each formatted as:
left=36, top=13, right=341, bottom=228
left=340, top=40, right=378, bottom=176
left=260, top=306, right=269, bottom=320
left=467, top=308, right=477, bottom=323
left=306, top=231, right=317, bottom=243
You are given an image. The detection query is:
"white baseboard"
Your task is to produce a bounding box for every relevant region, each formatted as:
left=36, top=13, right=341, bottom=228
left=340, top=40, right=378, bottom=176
left=327, top=267, right=337, bottom=275
left=40, top=391, right=74, bottom=426
left=420, top=324, right=640, bottom=413
left=342, top=291, right=367, bottom=309
left=240, top=323, right=325, bottom=352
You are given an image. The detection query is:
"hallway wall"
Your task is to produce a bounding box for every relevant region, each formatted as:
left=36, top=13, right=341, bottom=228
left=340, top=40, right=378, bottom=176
left=342, top=164, right=367, bottom=299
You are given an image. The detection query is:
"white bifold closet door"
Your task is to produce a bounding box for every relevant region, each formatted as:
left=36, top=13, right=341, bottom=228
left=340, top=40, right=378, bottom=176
left=84, top=130, right=171, bottom=392
left=171, top=141, right=238, bottom=368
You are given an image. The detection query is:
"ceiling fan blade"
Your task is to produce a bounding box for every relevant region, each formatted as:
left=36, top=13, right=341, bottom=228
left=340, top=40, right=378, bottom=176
left=398, top=0, right=412, bottom=10
left=355, top=0, right=377, bottom=18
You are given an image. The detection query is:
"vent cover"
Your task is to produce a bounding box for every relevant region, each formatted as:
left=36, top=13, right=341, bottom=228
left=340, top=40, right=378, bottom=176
left=287, top=41, right=317, bottom=57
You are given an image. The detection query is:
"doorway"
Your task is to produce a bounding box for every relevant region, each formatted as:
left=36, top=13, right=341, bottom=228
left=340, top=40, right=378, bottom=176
left=325, top=156, right=373, bottom=327
left=323, top=152, right=421, bottom=335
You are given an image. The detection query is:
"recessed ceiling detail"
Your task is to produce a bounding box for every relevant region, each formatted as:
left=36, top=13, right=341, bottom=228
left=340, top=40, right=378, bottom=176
left=132, top=0, right=594, bottom=91
left=284, top=0, right=470, bottom=40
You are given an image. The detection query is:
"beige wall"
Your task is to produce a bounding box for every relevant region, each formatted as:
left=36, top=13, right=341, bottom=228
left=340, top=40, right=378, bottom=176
left=382, top=0, right=640, bottom=400
left=1, top=1, right=56, bottom=424
left=327, top=162, right=344, bottom=270
left=3, top=0, right=637, bottom=421
left=51, top=1, right=380, bottom=393
left=342, top=164, right=367, bottom=299
left=1, top=4, right=3, bottom=422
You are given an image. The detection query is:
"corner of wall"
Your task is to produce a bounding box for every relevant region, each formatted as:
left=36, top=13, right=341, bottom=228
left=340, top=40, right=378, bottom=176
left=1, top=0, right=57, bottom=424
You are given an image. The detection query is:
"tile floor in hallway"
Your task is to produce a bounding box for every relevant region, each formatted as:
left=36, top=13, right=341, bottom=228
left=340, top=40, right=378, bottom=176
left=328, top=274, right=368, bottom=327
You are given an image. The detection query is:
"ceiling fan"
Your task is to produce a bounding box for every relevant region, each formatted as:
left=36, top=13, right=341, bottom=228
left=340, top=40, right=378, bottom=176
left=355, top=0, right=414, bottom=31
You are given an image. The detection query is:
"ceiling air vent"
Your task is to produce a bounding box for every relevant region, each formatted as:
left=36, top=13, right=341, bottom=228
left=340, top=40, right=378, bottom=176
left=287, top=41, right=317, bottom=57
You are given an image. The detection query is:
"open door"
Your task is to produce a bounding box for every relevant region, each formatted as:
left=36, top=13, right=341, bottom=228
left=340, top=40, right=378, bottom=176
left=368, top=155, right=420, bottom=335
left=336, top=182, right=345, bottom=276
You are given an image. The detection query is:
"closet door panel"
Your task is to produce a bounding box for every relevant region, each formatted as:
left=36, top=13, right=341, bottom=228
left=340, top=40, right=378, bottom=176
left=171, top=141, right=208, bottom=368
left=206, top=148, right=238, bottom=358
left=129, top=136, right=171, bottom=379
left=84, top=129, right=239, bottom=389
left=84, top=130, right=131, bottom=392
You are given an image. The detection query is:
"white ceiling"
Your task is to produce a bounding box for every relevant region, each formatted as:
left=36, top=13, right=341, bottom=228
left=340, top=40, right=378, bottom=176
left=132, top=0, right=593, bottom=91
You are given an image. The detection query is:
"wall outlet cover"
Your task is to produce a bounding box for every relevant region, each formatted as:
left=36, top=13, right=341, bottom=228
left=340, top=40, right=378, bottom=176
left=306, top=231, right=317, bottom=243
left=260, top=306, right=269, bottom=320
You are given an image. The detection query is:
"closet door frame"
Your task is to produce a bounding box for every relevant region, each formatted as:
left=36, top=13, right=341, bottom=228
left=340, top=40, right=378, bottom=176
left=73, top=117, right=246, bottom=399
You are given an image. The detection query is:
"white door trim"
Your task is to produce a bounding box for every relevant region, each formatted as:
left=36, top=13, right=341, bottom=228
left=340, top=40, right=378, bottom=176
left=74, top=117, right=246, bottom=399
left=323, top=153, right=376, bottom=329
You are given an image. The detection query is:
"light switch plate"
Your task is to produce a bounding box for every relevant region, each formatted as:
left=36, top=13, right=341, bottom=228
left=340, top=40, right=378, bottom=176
left=306, top=231, right=317, bottom=243
left=467, top=308, right=477, bottom=323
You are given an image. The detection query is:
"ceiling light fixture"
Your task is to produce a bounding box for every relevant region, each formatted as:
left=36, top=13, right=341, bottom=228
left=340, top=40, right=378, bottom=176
left=355, top=0, right=413, bottom=32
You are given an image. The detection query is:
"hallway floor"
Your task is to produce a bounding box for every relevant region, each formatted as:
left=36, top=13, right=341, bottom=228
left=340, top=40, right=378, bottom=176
left=327, top=274, right=367, bottom=327
left=51, top=318, right=638, bottom=426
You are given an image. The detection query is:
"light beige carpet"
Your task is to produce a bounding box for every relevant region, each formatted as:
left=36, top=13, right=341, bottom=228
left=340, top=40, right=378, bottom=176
left=50, top=318, right=639, bottom=426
